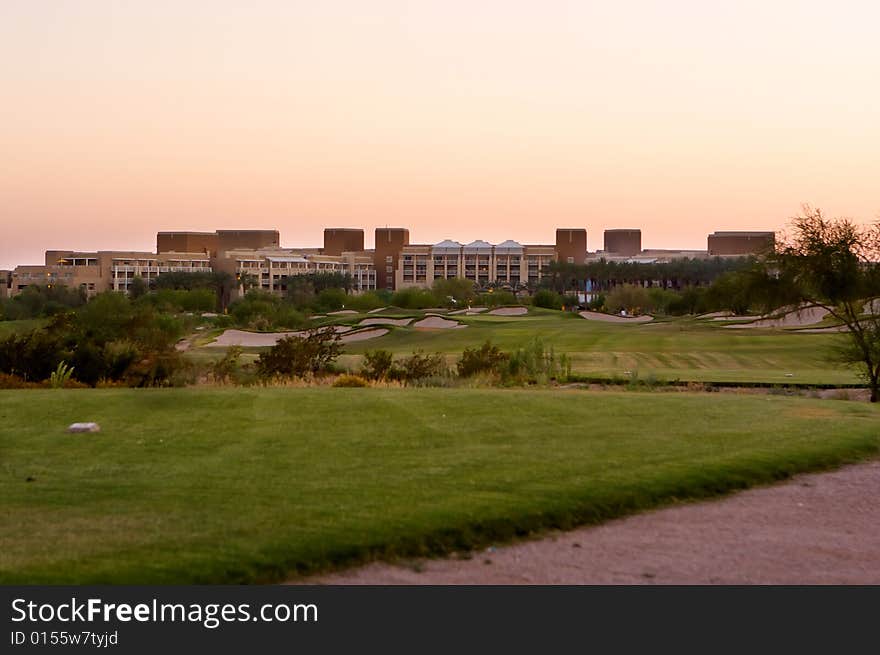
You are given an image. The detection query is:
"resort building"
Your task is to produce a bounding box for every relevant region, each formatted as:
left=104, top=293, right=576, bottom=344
left=6, top=226, right=775, bottom=298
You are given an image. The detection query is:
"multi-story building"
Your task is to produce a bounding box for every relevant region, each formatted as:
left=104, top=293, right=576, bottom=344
left=707, top=231, right=775, bottom=256
left=5, top=225, right=776, bottom=298
left=603, top=229, right=642, bottom=256
left=396, top=239, right=556, bottom=289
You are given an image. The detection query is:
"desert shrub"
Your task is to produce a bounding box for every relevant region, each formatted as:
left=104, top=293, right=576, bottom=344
left=605, top=284, right=653, bottom=315
left=314, top=288, right=348, bottom=312
left=345, top=292, right=386, bottom=312
left=229, top=291, right=306, bottom=330
left=390, top=350, right=448, bottom=383
left=532, top=289, right=564, bottom=310
left=505, top=338, right=571, bottom=383
left=256, top=327, right=343, bottom=378
left=332, top=374, right=369, bottom=388
left=142, top=288, right=217, bottom=313
left=0, top=284, right=86, bottom=320
left=457, top=340, right=509, bottom=377
left=0, top=373, right=42, bottom=389
left=390, top=288, right=439, bottom=309
left=48, top=361, right=74, bottom=389
left=360, top=349, right=394, bottom=380
left=587, top=294, right=606, bottom=311
left=432, top=278, right=476, bottom=306
left=211, top=345, right=242, bottom=383
left=561, top=294, right=579, bottom=309
left=476, top=291, right=518, bottom=307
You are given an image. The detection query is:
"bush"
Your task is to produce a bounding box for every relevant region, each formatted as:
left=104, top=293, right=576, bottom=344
left=211, top=346, right=242, bottom=383
left=390, top=288, right=439, bottom=309
left=229, top=291, right=306, bottom=330
left=475, top=291, right=518, bottom=307
left=345, top=292, right=387, bottom=312
left=457, top=341, right=509, bottom=377
left=315, top=288, right=348, bottom=312
left=506, top=338, right=571, bottom=383
left=532, top=289, right=564, bottom=310
left=332, top=374, right=369, bottom=388
left=390, top=351, right=448, bottom=383
left=256, top=327, right=343, bottom=379
left=48, top=361, right=74, bottom=389
left=605, top=284, right=652, bottom=315
left=432, top=278, right=475, bottom=306
left=0, top=373, right=42, bottom=389
left=361, top=349, right=393, bottom=380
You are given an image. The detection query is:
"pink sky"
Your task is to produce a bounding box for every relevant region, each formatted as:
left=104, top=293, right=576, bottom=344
left=2, top=1, right=878, bottom=269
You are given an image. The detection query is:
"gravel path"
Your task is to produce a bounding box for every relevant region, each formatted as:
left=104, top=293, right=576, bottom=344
left=301, top=460, right=880, bottom=585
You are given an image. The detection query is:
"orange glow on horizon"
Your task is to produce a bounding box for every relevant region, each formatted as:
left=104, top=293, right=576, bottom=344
left=1, top=1, right=878, bottom=268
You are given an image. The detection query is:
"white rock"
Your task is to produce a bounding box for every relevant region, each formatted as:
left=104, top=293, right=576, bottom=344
left=68, top=422, right=101, bottom=433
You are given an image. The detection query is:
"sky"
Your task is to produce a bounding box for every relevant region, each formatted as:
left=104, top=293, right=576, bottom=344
left=1, top=0, right=878, bottom=268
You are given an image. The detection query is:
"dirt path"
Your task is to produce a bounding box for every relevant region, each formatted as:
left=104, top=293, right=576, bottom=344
left=300, top=460, right=880, bottom=585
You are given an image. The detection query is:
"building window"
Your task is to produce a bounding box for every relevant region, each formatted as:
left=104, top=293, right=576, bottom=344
left=385, top=256, right=393, bottom=263
left=567, top=257, right=574, bottom=264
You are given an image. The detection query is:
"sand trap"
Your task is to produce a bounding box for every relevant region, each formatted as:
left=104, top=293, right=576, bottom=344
left=421, top=308, right=449, bottom=314
left=413, top=316, right=466, bottom=329
left=341, top=328, right=388, bottom=343
left=208, top=326, right=351, bottom=348
left=488, top=307, right=528, bottom=316
left=367, top=307, right=389, bottom=314
left=328, top=309, right=358, bottom=315
left=358, top=317, right=412, bottom=327
left=450, top=307, right=486, bottom=315
left=864, top=299, right=880, bottom=314
left=712, top=315, right=761, bottom=321
left=579, top=311, right=653, bottom=324
left=698, top=311, right=730, bottom=319
left=724, top=306, right=828, bottom=329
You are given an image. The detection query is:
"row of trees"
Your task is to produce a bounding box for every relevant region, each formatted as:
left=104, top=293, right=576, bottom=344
left=0, top=292, right=185, bottom=386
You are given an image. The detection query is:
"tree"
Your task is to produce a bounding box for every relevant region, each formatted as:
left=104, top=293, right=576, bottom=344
left=128, top=276, right=148, bottom=299
left=256, top=327, right=343, bottom=378
left=764, top=206, right=880, bottom=401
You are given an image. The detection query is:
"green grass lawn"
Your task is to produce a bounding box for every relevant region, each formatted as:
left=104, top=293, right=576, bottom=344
left=194, top=309, right=862, bottom=385
left=1, top=387, right=877, bottom=584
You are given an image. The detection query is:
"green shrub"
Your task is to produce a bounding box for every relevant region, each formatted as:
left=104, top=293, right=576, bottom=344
left=48, top=361, right=74, bottom=389
left=345, top=292, right=386, bottom=312
left=361, top=349, right=394, bottom=380
left=256, top=327, right=343, bottom=379
left=532, top=289, right=564, bottom=309
left=211, top=346, right=242, bottom=383
left=606, top=284, right=653, bottom=316
left=506, top=338, right=571, bottom=383
left=390, top=351, right=448, bottom=383
left=332, top=374, right=369, bottom=388
left=457, top=341, right=509, bottom=377
left=390, top=288, right=439, bottom=309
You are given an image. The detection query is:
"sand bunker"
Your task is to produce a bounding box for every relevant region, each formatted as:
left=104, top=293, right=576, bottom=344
left=328, top=309, right=358, bottom=315
left=712, top=315, right=761, bottom=322
left=413, top=316, right=466, bottom=329
left=341, top=328, right=388, bottom=343
left=208, top=326, right=351, bottom=348
left=450, top=307, right=486, bottom=315
left=579, top=311, right=653, bottom=324
left=724, top=306, right=828, bottom=329
left=358, top=317, right=412, bottom=327
left=367, top=307, right=389, bottom=314
left=488, top=307, right=528, bottom=316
